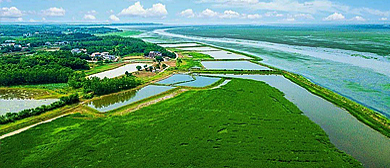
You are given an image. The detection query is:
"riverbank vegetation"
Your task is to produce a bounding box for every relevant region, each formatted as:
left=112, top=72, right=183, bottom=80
left=0, top=79, right=361, bottom=167
left=282, top=71, right=390, bottom=137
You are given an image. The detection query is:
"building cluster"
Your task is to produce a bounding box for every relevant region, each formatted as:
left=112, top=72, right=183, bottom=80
left=1, top=40, right=29, bottom=50
left=147, top=51, right=171, bottom=62
left=147, top=51, right=162, bottom=58
left=90, top=52, right=118, bottom=61
left=45, top=41, right=69, bottom=46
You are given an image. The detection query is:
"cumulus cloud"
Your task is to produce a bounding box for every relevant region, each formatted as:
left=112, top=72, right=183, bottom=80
left=246, top=14, right=262, bottom=19
left=380, top=17, right=388, bottom=21
left=0, top=7, right=23, bottom=18
left=264, top=11, right=284, bottom=17
left=294, top=13, right=314, bottom=20
left=219, top=10, right=240, bottom=19
left=119, top=1, right=168, bottom=18
left=42, top=7, right=65, bottom=17
left=323, top=12, right=345, bottom=21
left=109, top=14, right=120, bottom=21
left=198, top=0, right=390, bottom=19
left=180, top=9, right=195, bottom=18
left=350, top=16, right=366, bottom=21
left=199, top=9, right=218, bottom=18
left=83, top=14, right=96, bottom=20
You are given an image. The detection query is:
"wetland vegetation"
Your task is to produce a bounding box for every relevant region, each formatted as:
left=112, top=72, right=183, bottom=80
left=0, top=79, right=361, bottom=167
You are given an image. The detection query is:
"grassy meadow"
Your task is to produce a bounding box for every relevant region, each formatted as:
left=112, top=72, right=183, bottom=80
left=0, top=79, right=361, bottom=167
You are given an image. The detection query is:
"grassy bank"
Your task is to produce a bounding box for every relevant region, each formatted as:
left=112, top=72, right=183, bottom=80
left=0, top=104, right=79, bottom=136
left=0, top=79, right=361, bottom=167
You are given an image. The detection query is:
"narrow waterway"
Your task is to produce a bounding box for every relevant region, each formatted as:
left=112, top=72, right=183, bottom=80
left=206, top=74, right=390, bottom=168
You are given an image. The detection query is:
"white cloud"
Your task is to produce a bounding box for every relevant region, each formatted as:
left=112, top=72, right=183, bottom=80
left=285, top=17, right=295, bottom=22
left=119, top=1, right=168, bottom=18
left=180, top=9, right=195, bottom=18
left=380, top=17, right=388, bottom=21
left=199, top=9, right=218, bottom=18
left=350, top=16, right=366, bottom=21
left=219, top=10, right=240, bottom=19
left=42, top=7, right=65, bottom=17
left=84, top=14, right=96, bottom=20
left=264, top=11, right=284, bottom=17
left=246, top=14, right=262, bottom=19
left=323, top=12, right=345, bottom=21
left=109, top=14, right=120, bottom=21
left=17, top=17, right=23, bottom=22
left=29, top=19, right=36, bottom=22
left=197, top=0, right=390, bottom=19
left=0, top=7, right=23, bottom=18
left=294, top=13, right=314, bottom=20
left=42, top=17, right=46, bottom=21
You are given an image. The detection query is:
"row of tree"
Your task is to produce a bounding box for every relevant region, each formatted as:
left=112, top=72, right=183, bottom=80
left=62, top=36, right=176, bottom=58
left=0, top=93, right=80, bottom=125
left=68, top=73, right=142, bottom=96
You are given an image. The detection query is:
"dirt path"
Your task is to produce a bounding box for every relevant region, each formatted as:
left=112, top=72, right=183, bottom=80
left=0, top=114, right=70, bottom=140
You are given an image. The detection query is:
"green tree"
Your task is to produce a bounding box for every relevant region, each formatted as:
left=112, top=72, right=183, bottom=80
left=136, top=65, right=142, bottom=71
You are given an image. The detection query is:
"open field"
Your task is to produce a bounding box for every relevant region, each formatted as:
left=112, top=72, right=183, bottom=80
left=0, top=79, right=361, bottom=167
left=96, top=30, right=143, bottom=37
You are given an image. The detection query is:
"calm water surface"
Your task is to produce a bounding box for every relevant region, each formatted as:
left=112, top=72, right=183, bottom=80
left=88, top=85, right=173, bottom=112
left=157, top=74, right=194, bottom=85
left=89, top=63, right=148, bottom=79
left=176, top=76, right=220, bottom=87
left=0, top=89, right=58, bottom=115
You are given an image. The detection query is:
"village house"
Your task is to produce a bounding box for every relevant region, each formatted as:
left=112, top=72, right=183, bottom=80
left=90, top=52, right=117, bottom=61
left=148, top=51, right=162, bottom=58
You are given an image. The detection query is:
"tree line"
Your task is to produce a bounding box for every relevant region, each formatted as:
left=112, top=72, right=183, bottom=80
left=68, top=72, right=142, bottom=96
left=0, top=51, right=89, bottom=86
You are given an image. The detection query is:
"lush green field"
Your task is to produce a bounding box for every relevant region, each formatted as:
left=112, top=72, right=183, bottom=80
left=186, top=52, right=213, bottom=59
left=96, top=30, right=142, bottom=37
left=0, top=79, right=360, bottom=167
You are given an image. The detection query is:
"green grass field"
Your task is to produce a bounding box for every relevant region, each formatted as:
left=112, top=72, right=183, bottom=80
left=186, top=52, right=213, bottom=59
left=96, top=30, right=142, bottom=37
left=0, top=79, right=361, bottom=167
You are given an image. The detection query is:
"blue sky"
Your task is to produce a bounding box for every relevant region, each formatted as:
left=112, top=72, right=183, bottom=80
left=0, top=0, right=389, bottom=24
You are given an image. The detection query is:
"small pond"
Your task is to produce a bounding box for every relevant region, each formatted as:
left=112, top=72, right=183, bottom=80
left=87, top=85, right=174, bottom=112
left=0, top=89, right=58, bottom=115
left=89, top=63, right=148, bottom=79
left=176, top=76, right=220, bottom=87
left=156, top=74, right=194, bottom=85
left=176, top=47, right=219, bottom=51
left=200, top=50, right=250, bottom=59
left=201, top=61, right=271, bottom=70
left=159, top=43, right=200, bottom=48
